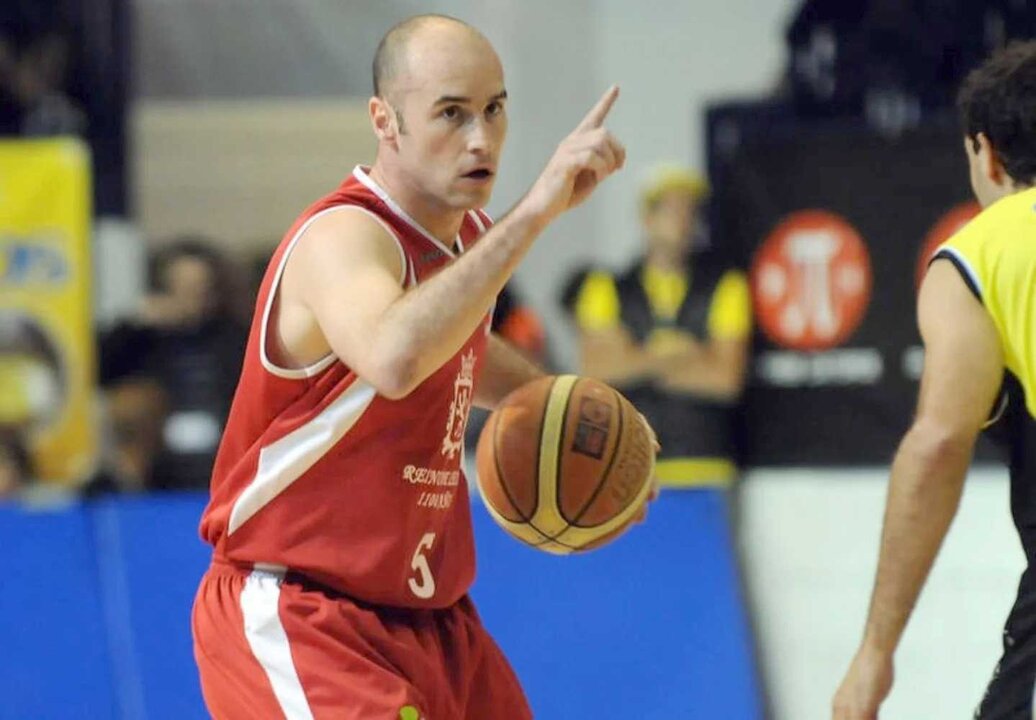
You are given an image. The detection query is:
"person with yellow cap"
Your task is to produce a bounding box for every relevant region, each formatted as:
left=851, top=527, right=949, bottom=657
left=562, top=164, right=752, bottom=489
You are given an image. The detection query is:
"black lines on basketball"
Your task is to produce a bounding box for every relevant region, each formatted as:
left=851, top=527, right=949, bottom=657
left=475, top=375, right=653, bottom=555
left=568, top=386, right=625, bottom=528
left=493, top=408, right=532, bottom=523
left=510, top=518, right=575, bottom=550
left=530, top=528, right=578, bottom=551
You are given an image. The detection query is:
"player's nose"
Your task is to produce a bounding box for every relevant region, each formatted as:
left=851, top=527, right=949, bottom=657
left=466, top=118, right=493, bottom=153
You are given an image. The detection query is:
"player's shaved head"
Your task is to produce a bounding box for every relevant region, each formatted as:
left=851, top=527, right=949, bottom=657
left=366, top=13, right=507, bottom=212
left=372, top=14, right=495, bottom=102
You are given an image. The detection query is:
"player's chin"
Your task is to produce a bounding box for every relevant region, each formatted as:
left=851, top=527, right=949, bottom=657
left=449, top=181, right=495, bottom=208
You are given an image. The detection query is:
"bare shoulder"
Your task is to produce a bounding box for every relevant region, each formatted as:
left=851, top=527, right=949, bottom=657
left=914, top=257, right=1003, bottom=431
left=918, top=258, right=989, bottom=339
left=272, top=206, right=409, bottom=370
left=288, top=206, right=405, bottom=288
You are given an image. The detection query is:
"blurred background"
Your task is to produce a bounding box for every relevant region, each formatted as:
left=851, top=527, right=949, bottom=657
left=2, top=1, right=1034, bottom=718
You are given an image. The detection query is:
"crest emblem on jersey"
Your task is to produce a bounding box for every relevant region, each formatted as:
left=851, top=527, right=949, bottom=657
left=442, top=349, right=476, bottom=459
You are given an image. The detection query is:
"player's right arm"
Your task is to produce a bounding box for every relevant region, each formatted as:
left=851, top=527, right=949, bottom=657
left=832, top=259, right=1004, bottom=720
left=282, top=87, right=626, bottom=399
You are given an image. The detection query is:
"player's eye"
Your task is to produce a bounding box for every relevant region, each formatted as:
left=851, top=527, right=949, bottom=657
left=485, top=101, right=503, bottom=117
left=442, top=105, right=463, bottom=121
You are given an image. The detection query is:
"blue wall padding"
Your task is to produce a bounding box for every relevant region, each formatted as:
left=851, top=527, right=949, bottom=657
left=0, top=490, right=761, bottom=719
left=472, top=490, right=762, bottom=720
left=0, top=503, right=118, bottom=720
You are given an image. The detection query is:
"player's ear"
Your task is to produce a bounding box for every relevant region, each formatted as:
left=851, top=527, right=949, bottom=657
left=976, top=132, right=1006, bottom=185
left=369, top=96, right=397, bottom=144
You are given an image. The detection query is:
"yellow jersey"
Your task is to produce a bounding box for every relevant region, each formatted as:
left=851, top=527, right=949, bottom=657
left=936, top=187, right=1036, bottom=418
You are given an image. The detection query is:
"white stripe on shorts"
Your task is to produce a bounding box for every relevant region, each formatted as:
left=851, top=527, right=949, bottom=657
left=240, top=569, right=315, bottom=720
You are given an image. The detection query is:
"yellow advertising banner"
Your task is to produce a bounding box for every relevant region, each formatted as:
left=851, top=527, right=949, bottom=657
left=0, top=139, right=95, bottom=483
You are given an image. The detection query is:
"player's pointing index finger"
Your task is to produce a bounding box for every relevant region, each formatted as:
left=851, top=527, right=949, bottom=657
left=577, top=85, right=620, bottom=131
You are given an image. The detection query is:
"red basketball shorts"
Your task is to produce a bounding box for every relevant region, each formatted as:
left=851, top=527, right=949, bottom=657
left=192, top=562, right=532, bottom=720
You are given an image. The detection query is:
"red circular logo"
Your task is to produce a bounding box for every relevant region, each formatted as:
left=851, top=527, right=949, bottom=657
left=751, top=210, right=872, bottom=351
left=915, top=202, right=981, bottom=289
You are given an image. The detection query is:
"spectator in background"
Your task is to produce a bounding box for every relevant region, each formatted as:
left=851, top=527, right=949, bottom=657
left=562, top=164, right=751, bottom=490
left=0, top=0, right=85, bottom=137
left=0, top=428, right=33, bottom=501
left=492, top=283, right=549, bottom=367
left=82, top=379, right=167, bottom=496
left=97, top=237, right=246, bottom=491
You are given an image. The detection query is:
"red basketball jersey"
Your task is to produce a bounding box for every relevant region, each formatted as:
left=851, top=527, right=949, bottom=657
left=199, top=166, right=495, bottom=609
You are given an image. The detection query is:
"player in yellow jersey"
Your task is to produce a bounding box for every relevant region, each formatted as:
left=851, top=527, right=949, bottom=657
left=834, top=41, right=1036, bottom=720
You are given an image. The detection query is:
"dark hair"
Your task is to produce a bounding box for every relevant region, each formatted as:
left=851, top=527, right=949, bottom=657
left=148, top=236, right=234, bottom=317
left=0, top=428, right=33, bottom=485
left=958, top=40, right=1036, bottom=186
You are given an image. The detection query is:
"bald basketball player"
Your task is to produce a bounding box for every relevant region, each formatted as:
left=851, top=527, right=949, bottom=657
left=191, top=14, right=646, bottom=720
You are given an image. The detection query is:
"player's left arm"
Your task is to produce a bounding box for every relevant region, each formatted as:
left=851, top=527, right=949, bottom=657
left=474, top=333, right=547, bottom=410
left=833, top=259, right=1004, bottom=719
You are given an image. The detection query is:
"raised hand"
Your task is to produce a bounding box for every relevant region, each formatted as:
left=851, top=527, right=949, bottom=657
left=521, top=85, right=626, bottom=224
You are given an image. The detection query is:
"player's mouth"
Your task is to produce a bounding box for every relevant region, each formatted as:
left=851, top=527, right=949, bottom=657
left=460, top=167, right=494, bottom=183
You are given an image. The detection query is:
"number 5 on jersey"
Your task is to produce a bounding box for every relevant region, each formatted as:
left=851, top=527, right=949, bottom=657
left=408, top=532, right=437, bottom=599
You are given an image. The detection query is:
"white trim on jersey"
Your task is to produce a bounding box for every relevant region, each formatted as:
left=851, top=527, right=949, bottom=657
left=464, top=210, right=497, bottom=333
left=240, top=569, right=315, bottom=720
left=464, top=209, right=496, bottom=254
left=227, top=378, right=377, bottom=534
left=352, top=166, right=463, bottom=258
left=935, top=246, right=985, bottom=299
left=467, top=209, right=488, bottom=235
left=260, top=204, right=409, bottom=380
left=470, top=208, right=493, bottom=236
left=457, top=211, right=478, bottom=253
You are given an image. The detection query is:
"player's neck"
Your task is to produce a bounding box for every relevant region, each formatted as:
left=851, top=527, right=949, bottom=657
left=645, top=247, right=687, bottom=273
left=367, top=164, right=465, bottom=247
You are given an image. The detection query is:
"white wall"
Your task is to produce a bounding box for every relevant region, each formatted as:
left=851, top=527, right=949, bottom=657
left=741, top=467, right=1022, bottom=720
left=485, top=0, right=801, bottom=368
left=131, top=99, right=376, bottom=250
left=591, top=0, right=795, bottom=266
left=476, top=0, right=602, bottom=370
left=486, top=0, right=802, bottom=368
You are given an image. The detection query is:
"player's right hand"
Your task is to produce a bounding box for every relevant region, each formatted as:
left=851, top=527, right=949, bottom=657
left=520, top=85, right=626, bottom=225
left=832, top=644, right=894, bottom=720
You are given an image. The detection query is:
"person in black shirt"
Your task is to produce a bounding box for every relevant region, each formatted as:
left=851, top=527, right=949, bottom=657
left=96, top=238, right=246, bottom=491
left=563, top=165, right=751, bottom=489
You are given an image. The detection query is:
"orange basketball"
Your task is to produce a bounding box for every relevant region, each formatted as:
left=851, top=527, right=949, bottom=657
left=475, top=375, right=655, bottom=554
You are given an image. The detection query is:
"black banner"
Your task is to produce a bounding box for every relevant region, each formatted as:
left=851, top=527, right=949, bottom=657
left=708, top=105, right=996, bottom=465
